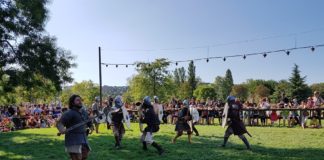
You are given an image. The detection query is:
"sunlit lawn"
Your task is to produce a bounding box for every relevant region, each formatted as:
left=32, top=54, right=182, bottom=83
left=1, top=123, right=324, bottom=160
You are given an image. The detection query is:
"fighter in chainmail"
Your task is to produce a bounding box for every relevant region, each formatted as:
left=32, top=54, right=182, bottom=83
left=92, top=97, right=101, bottom=134
left=109, top=96, right=126, bottom=149
left=221, top=96, right=251, bottom=150
left=172, top=100, right=193, bottom=144
left=140, top=96, right=164, bottom=155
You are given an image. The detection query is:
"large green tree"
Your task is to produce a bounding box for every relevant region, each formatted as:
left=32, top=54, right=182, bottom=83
left=310, top=83, right=324, bottom=98
left=172, top=67, right=191, bottom=99
left=194, top=85, right=216, bottom=100
left=213, top=69, right=234, bottom=101
left=125, top=59, right=174, bottom=102
left=0, top=74, right=11, bottom=104
left=188, top=61, right=197, bottom=97
left=176, top=82, right=191, bottom=99
left=1, top=0, right=75, bottom=94
left=123, top=75, right=149, bottom=102
left=60, top=80, right=99, bottom=107
left=271, top=80, right=291, bottom=103
left=289, top=64, right=312, bottom=102
left=136, top=58, right=170, bottom=95
left=231, top=84, right=249, bottom=101
left=244, top=79, right=278, bottom=103
left=173, top=67, right=186, bottom=85
left=225, top=69, right=234, bottom=88
left=255, top=85, right=271, bottom=99
left=224, top=69, right=234, bottom=97
left=0, top=73, right=58, bottom=105
left=213, top=76, right=227, bottom=100
left=125, top=74, right=176, bottom=103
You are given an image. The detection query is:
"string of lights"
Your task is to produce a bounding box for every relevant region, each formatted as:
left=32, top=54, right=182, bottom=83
left=104, top=27, right=324, bottom=53
left=101, top=43, right=324, bottom=68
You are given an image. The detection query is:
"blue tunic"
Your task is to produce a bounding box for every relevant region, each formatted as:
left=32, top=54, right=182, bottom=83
left=59, top=108, right=91, bottom=147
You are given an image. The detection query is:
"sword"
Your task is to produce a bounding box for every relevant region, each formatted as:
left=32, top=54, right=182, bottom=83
left=57, top=112, right=104, bottom=136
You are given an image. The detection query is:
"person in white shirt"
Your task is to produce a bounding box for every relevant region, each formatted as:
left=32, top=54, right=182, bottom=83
left=153, top=96, right=163, bottom=123
left=259, top=98, right=270, bottom=126
left=313, top=91, right=324, bottom=127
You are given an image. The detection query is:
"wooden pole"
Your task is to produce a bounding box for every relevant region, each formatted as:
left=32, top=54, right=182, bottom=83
left=99, top=47, right=102, bottom=107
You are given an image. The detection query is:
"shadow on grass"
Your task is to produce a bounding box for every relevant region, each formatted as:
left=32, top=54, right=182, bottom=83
left=1, top=129, right=324, bottom=160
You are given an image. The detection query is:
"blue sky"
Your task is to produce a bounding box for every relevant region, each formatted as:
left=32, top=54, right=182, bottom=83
left=45, top=0, right=324, bottom=86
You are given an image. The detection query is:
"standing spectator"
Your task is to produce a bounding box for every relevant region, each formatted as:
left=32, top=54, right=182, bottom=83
left=208, top=103, right=216, bottom=125
left=242, top=101, right=251, bottom=126
left=281, top=93, right=290, bottom=105
left=40, top=115, right=47, bottom=128
left=251, top=103, right=259, bottom=126
left=289, top=98, right=300, bottom=127
left=259, top=98, right=270, bottom=126
left=270, top=107, right=278, bottom=127
left=300, top=101, right=309, bottom=129
left=313, top=91, right=324, bottom=127
left=279, top=104, right=290, bottom=127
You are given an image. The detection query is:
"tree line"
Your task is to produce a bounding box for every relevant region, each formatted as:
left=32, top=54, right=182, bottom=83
left=2, top=56, right=323, bottom=106
left=123, top=59, right=324, bottom=104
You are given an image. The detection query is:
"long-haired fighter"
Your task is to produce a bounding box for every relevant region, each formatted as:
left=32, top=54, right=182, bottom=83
left=57, top=95, right=94, bottom=160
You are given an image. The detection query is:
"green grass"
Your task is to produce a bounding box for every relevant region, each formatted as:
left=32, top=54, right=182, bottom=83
left=1, top=123, right=324, bottom=160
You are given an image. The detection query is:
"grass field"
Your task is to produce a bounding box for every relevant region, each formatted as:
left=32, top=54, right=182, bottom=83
left=1, top=123, right=324, bottom=160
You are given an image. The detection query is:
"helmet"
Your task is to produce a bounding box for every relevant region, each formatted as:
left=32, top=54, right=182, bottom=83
left=143, top=96, right=151, bottom=105
left=226, top=96, right=236, bottom=103
left=114, top=96, right=123, bottom=108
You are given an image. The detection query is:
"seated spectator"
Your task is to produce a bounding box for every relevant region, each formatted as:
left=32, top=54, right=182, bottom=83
left=46, top=115, right=55, bottom=127
left=27, top=117, right=39, bottom=128
left=40, top=116, right=48, bottom=128
left=34, top=105, right=43, bottom=115
left=0, top=117, right=14, bottom=132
